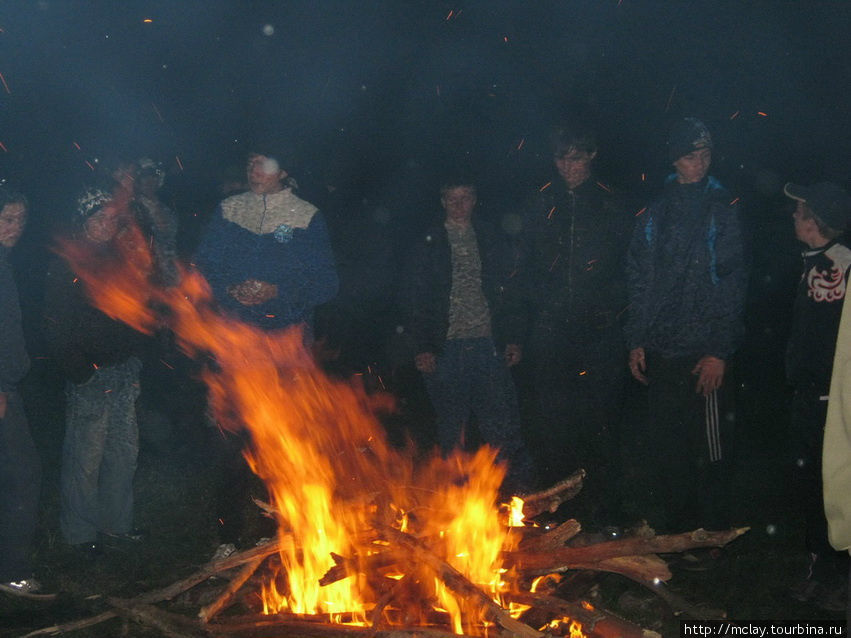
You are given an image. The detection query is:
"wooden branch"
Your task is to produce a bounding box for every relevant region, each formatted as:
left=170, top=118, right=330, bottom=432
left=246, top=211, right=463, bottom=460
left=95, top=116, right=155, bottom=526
left=199, top=554, right=267, bottom=623
left=508, top=527, right=749, bottom=576
left=635, top=579, right=727, bottom=620
left=375, top=523, right=544, bottom=638
left=21, top=540, right=287, bottom=636
left=518, top=518, right=582, bottom=552
left=135, top=537, right=286, bottom=605
left=108, top=597, right=205, bottom=638
left=520, top=470, right=586, bottom=519
left=506, top=592, right=660, bottom=638
left=565, top=555, right=672, bottom=582
left=206, top=616, right=475, bottom=638
left=20, top=611, right=119, bottom=637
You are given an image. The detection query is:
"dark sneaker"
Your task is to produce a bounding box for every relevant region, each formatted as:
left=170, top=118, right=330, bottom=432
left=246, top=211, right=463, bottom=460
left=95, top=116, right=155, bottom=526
left=812, top=580, right=848, bottom=613
left=73, top=541, right=104, bottom=559
left=102, top=528, right=146, bottom=543
left=0, top=578, right=57, bottom=600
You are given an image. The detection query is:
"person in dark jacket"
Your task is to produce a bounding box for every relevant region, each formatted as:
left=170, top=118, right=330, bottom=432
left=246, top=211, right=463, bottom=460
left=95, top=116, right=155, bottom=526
left=515, top=125, right=632, bottom=510
left=44, top=188, right=146, bottom=555
left=405, top=177, right=533, bottom=494
left=194, top=146, right=338, bottom=558
left=0, top=189, right=52, bottom=597
left=625, top=117, right=747, bottom=532
left=783, top=181, right=851, bottom=610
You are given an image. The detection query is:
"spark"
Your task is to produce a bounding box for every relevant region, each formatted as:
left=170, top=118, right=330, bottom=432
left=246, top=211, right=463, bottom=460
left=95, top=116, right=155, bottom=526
left=159, top=359, right=175, bottom=370
left=152, top=103, right=164, bottom=122
left=757, top=111, right=768, bottom=117
left=143, top=18, right=153, bottom=23
left=0, top=71, right=11, bottom=94
left=84, top=160, right=95, bottom=171
left=546, top=206, right=556, bottom=219
left=539, top=181, right=551, bottom=192
left=635, top=206, right=647, bottom=216
left=641, top=173, right=646, bottom=181
left=578, top=370, right=587, bottom=376
left=729, top=110, right=740, bottom=120
left=445, top=9, right=454, bottom=20
left=664, top=85, right=676, bottom=112
left=515, top=137, right=525, bottom=151
left=175, top=155, right=184, bottom=170
left=72, top=141, right=81, bottom=150
left=729, top=197, right=740, bottom=205
left=0, top=141, right=6, bottom=152
left=596, top=181, right=612, bottom=192
left=503, top=36, right=508, bottom=43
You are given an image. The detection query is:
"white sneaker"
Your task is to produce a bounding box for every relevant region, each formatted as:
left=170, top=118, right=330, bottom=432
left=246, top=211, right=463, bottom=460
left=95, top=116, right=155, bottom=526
left=211, top=542, right=237, bottom=562
left=0, top=578, right=56, bottom=600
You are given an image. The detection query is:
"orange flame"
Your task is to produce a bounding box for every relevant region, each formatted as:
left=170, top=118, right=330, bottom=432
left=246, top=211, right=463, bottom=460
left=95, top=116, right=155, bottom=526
left=57, top=214, right=516, bottom=634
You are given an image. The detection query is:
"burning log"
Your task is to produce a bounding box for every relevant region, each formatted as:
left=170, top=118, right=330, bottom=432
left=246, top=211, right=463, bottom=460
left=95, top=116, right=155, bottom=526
left=519, top=470, right=586, bottom=519
left=507, top=527, right=749, bottom=576
left=375, top=523, right=545, bottom=638
left=517, top=518, right=582, bottom=553
left=505, top=592, right=660, bottom=638
left=206, top=615, right=477, bottom=638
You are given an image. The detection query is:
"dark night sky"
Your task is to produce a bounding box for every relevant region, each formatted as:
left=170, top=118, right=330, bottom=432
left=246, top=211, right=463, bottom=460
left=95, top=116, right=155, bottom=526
left=1, top=0, right=850, bottom=313
left=2, top=1, right=851, bottom=198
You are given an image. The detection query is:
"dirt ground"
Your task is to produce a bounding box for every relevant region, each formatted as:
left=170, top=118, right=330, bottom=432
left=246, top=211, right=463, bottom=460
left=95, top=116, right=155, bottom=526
left=0, top=350, right=846, bottom=638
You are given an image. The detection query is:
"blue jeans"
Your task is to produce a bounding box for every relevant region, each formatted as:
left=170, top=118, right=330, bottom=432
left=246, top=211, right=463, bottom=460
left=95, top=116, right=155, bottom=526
left=0, top=390, right=41, bottom=581
left=423, top=337, right=533, bottom=492
left=60, top=357, right=141, bottom=544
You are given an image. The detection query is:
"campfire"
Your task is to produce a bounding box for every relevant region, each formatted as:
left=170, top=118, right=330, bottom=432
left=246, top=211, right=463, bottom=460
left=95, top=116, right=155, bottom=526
left=30, top=223, right=748, bottom=638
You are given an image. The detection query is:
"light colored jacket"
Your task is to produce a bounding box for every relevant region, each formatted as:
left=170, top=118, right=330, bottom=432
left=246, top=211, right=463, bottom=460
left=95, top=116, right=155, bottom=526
left=823, top=292, right=851, bottom=552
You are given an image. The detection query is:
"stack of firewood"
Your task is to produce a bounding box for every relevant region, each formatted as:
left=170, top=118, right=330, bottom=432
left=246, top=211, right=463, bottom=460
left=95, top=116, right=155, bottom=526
left=23, top=471, right=748, bottom=638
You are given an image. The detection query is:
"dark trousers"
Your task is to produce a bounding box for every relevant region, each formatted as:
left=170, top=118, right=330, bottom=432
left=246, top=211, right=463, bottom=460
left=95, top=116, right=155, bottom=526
left=526, top=321, right=626, bottom=513
left=790, top=386, right=849, bottom=580
left=423, top=337, right=534, bottom=494
left=0, top=391, right=41, bottom=581
left=641, top=352, right=732, bottom=532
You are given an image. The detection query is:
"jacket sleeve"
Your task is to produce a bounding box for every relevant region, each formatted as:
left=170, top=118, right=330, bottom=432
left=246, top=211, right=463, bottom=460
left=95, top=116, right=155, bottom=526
left=43, top=259, right=94, bottom=384
left=624, top=211, right=653, bottom=350
left=193, top=206, right=234, bottom=306
left=286, top=211, right=339, bottom=314
left=704, top=203, right=747, bottom=359
left=0, top=258, right=29, bottom=391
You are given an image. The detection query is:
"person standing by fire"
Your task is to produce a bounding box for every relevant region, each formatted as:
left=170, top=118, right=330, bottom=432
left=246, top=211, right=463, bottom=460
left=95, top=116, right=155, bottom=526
left=44, top=188, right=147, bottom=556
left=0, top=188, right=53, bottom=597
left=402, top=176, right=534, bottom=496
left=783, top=181, right=851, bottom=611
left=625, top=117, right=747, bottom=533
left=194, top=144, right=338, bottom=559
left=514, top=125, right=632, bottom=517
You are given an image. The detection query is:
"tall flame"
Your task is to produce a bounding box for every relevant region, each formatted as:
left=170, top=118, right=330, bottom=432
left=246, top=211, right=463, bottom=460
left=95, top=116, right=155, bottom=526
left=56, top=221, right=517, bottom=633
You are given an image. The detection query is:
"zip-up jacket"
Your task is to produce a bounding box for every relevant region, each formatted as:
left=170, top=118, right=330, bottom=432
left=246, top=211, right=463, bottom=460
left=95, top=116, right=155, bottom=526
left=403, top=215, right=523, bottom=354
left=625, top=175, right=747, bottom=360
left=515, top=177, right=632, bottom=341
